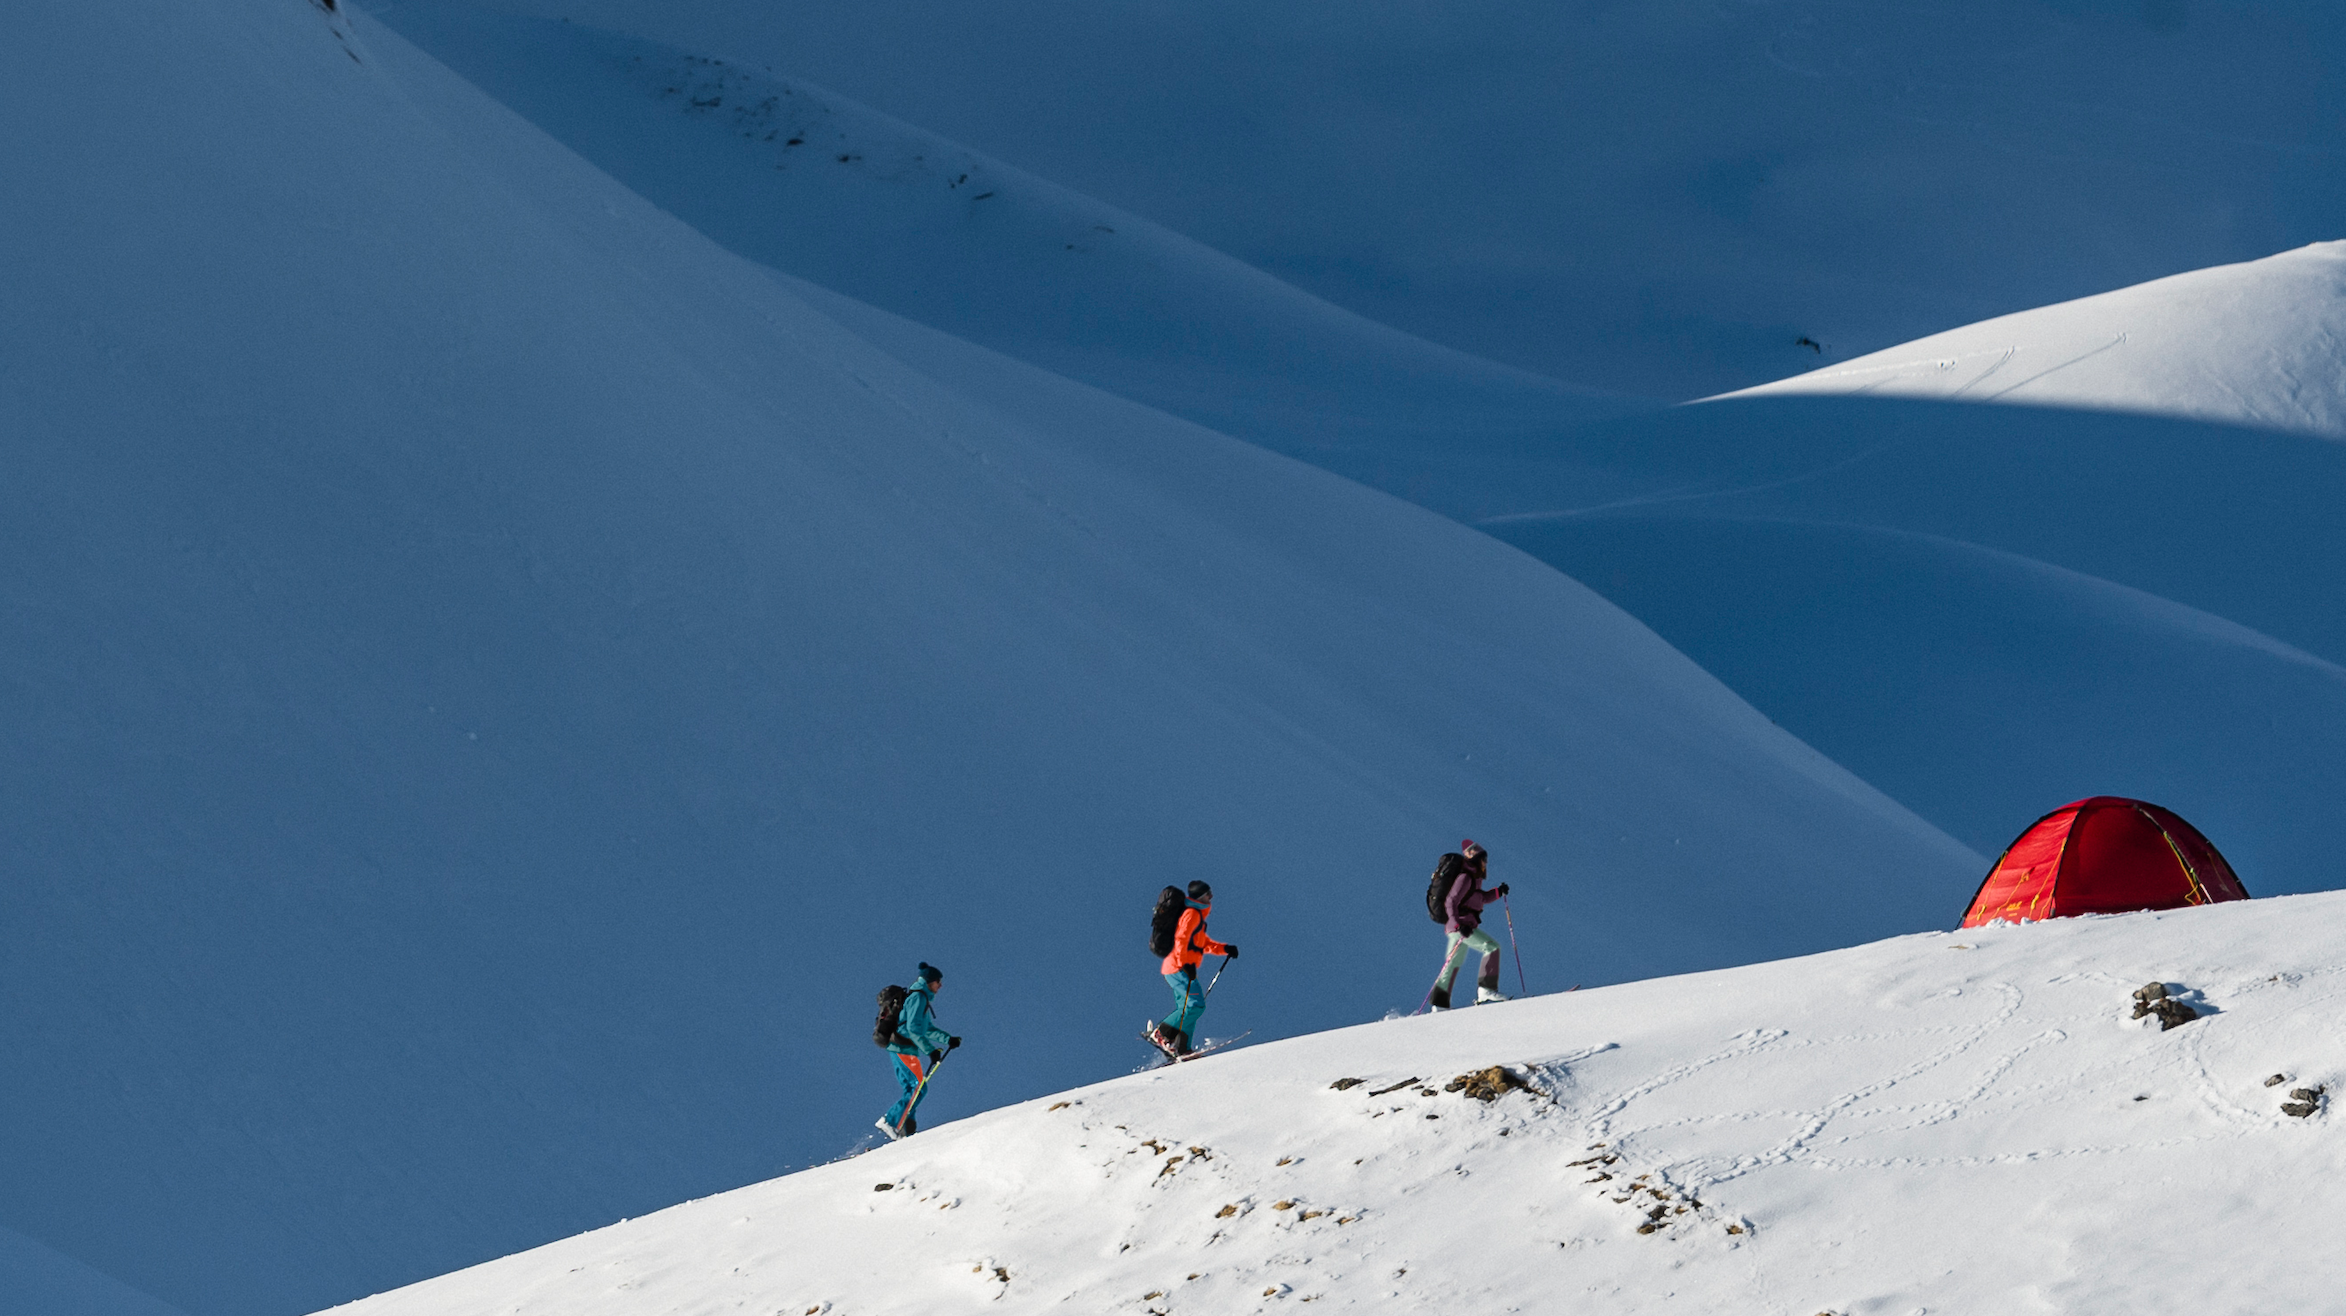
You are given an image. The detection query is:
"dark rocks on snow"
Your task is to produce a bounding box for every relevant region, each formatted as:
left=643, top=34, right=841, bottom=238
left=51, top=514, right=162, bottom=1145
left=2282, top=1083, right=2327, bottom=1118
left=2131, top=982, right=2198, bottom=1029
left=2265, top=1073, right=2290, bottom=1087
left=1445, top=1066, right=1531, bottom=1102
left=1329, top=1077, right=1367, bottom=1091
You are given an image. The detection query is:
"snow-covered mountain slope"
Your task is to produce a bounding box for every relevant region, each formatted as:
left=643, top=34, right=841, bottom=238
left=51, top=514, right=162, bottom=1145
left=1496, top=514, right=2346, bottom=884
left=366, top=3, right=1632, bottom=462
left=385, top=0, right=2346, bottom=398
left=365, top=9, right=2346, bottom=895
left=325, top=891, right=2346, bottom=1316
left=1728, top=242, right=2346, bottom=439
left=1467, top=393, right=2346, bottom=880
left=0, top=3, right=1975, bottom=1313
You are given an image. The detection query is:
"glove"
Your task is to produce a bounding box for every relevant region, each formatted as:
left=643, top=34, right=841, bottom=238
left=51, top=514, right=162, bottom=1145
left=1223, top=945, right=1240, bottom=959
left=1495, top=883, right=1510, bottom=898
left=928, top=1049, right=944, bottom=1063
left=948, top=1036, right=962, bottom=1050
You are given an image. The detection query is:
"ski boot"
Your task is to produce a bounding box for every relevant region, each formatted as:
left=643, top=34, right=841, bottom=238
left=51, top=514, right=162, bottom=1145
left=874, top=1117, right=906, bottom=1142
left=1476, top=986, right=1512, bottom=1004
left=1146, top=1022, right=1189, bottom=1059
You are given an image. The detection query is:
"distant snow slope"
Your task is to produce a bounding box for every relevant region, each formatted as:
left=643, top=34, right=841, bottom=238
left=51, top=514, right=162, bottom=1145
left=0, top=2, right=1974, bottom=1313
left=1496, top=514, right=2346, bottom=884
left=366, top=8, right=2346, bottom=897
left=1729, top=241, right=2346, bottom=439
left=371, top=0, right=2346, bottom=398
left=325, top=892, right=2346, bottom=1316
left=1467, top=392, right=2346, bottom=883
left=368, top=3, right=1632, bottom=463
left=0, top=1229, right=189, bottom=1316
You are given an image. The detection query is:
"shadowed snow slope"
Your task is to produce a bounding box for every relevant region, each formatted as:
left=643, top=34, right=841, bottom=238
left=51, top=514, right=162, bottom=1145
left=1493, top=515, right=2346, bottom=884
left=0, top=3, right=1973, bottom=1313
left=0, top=1230, right=189, bottom=1316
left=1729, top=241, right=2346, bottom=439
left=367, top=4, right=1632, bottom=464
left=324, top=891, right=2346, bottom=1316
left=1448, top=394, right=2346, bottom=883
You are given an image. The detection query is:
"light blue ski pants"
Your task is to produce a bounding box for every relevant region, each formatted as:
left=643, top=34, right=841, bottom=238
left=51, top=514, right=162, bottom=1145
left=1434, top=927, right=1502, bottom=994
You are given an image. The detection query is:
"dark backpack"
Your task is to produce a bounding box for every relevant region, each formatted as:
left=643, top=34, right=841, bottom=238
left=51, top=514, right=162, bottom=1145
left=1148, top=885, right=1187, bottom=958
left=1426, top=853, right=1467, bottom=924
left=873, top=984, right=910, bottom=1049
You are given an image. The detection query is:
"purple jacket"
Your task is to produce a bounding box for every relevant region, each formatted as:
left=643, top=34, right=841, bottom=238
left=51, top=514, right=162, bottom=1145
left=1445, top=864, right=1495, bottom=934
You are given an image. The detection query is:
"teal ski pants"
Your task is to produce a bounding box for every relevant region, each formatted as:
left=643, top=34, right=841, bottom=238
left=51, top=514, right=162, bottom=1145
left=1161, top=968, right=1207, bottom=1038
left=885, top=1051, right=931, bottom=1131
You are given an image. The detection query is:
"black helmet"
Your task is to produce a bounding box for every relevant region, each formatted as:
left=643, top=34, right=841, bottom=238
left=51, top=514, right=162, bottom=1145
left=1186, top=880, right=1213, bottom=902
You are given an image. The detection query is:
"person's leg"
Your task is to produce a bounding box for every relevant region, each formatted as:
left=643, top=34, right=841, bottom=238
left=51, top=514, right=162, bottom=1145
left=1468, top=928, right=1503, bottom=994
left=885, top=1052, right=924, bottom=1130
left=1163, top=971, right=1201, bottom=1041
left=1430, top=932, right=1469, bottom=1009
left=1159, top=970, right=1198, bottom=1050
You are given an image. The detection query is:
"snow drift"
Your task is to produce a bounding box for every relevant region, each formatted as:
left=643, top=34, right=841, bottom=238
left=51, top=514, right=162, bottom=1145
left=0, top=2, right=1973, bottom=1312
left=1730, top=241, right=2346, bottom=441
left=323, top=891, right=2346, bottom=1315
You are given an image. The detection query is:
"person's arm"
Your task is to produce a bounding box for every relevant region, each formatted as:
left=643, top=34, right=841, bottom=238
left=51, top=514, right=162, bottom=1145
left=904, top=991, right=953, bottom=1054
left=1445, top=871, right=1473, bottom=924
left=1199, top=927, right=1233, bottom=957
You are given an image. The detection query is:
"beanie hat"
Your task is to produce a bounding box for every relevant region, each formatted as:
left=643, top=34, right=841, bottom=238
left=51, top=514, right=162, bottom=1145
left=1186, top=880, right=1213, bottom=902
left=917, top=961, right=943, bottom=985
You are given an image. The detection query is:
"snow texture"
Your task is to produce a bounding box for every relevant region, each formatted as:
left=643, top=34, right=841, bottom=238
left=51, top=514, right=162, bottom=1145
left=1731, top=241, right=2346, bottom=439
left=367, top=4, right=1635, bottom=464
left=380, top=0, right=2346, bottom=397
left=324, top=892, right=2346, bottom=1316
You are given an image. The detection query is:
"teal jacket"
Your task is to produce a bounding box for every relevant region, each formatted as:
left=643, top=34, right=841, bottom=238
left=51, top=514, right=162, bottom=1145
left=888, top=984, right=953, bottom=1057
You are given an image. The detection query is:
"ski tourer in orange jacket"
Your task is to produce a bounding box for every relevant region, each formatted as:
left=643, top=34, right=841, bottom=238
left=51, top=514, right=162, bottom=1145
left=1160, top=893, right=1233, bottom=975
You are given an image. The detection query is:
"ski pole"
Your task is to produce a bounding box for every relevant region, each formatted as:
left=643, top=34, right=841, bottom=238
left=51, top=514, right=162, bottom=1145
left=895, top=1052, right=947, bottom=1136
left=1205, top=955, right=1233, bottom=996
left=1503, top=894, right=1527, bottom=998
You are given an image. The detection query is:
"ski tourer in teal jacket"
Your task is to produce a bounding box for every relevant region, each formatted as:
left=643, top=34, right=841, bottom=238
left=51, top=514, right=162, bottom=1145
left=887, top=975, right=954, bottom=1059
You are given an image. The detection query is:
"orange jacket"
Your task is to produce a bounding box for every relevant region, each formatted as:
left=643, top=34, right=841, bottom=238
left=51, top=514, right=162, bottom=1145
left=1160, top=902, right=1231, bottom=975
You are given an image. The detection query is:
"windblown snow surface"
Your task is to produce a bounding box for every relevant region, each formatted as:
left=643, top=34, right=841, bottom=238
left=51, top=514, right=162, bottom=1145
left=0, top=2, right=1978, bottom=1313
left=373, top=0, right=2346, bottom=398
left=365, top=3, right=1637, bottom=467
left=1728, top=242, right=2346, bottom=440
left=326, top=893, right=2346, bottom=1316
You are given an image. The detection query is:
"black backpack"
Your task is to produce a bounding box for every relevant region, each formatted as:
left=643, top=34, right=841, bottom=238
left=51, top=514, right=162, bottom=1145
left=873, top=984, right=910, bottom=1049
left=1426, top=853, right=1466, bottom=924
left=1148, top=885, right=1187, bottom=957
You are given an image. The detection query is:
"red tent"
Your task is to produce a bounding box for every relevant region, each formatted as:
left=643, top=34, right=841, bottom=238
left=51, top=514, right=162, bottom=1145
left=1959, top=796, right=2249, bottom=928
